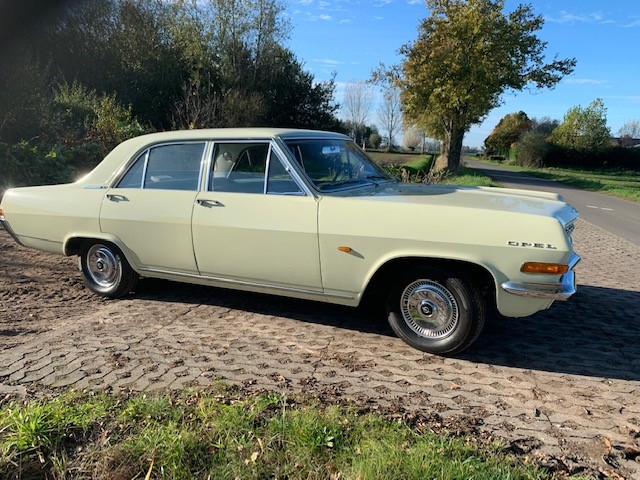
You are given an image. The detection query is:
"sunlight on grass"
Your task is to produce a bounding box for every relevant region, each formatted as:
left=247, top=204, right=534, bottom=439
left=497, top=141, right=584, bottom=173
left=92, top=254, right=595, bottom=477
left=0, top=388, right=574, bottom=479
left=474, top=157, right=640, bottom=202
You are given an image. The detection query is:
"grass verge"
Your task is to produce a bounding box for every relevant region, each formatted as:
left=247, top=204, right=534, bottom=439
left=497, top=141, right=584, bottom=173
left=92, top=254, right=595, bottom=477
left=0, top=387, right=572, bottom=479
left=473, top=157, right=640, bottom=202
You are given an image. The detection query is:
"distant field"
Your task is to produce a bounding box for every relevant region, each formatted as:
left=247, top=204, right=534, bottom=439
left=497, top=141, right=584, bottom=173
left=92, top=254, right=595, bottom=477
left=474, top=157, right=640, bottom=203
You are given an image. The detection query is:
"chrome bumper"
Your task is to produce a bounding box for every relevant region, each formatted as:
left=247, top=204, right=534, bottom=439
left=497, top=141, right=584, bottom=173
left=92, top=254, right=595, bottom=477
left=0, top=215, right=24, bottom=247
left=501, top=253, right=580, bottom=301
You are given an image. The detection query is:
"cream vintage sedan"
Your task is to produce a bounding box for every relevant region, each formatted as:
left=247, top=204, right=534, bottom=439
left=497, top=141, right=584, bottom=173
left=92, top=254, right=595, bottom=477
left=0, top=128, right=579, bottom=354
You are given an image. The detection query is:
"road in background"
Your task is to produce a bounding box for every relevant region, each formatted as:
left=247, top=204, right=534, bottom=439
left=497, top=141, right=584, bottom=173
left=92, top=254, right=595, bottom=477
left=465, top=158, right=640, bottom=246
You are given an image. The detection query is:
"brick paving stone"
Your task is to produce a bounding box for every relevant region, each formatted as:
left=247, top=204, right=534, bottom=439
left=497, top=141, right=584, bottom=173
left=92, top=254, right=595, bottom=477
left=2, top=219, right=640, bottom=477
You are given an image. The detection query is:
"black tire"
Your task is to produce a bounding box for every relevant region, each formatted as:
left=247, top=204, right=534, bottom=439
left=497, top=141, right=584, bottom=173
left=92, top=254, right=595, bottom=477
left=386, top=267, right=485, bottom=355
left=78, top=241, right=138, bottom=298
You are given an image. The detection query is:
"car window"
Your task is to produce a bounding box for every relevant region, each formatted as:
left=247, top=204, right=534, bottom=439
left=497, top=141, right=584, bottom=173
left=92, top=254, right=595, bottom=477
left=266, top=150, right=303, bottom=195
left=117, top=152, right=146, bottom=188
left=144, top=143, right=205, bottom=191
left=116, top=143, right=205, bottom=190
left=284, top=139, right=393, bottom=191
left=209, top=143, right=268, bottom=194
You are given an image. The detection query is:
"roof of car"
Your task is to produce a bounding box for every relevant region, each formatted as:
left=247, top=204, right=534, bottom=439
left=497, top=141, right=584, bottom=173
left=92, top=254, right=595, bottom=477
left=131, top=127, right=350, bottom=143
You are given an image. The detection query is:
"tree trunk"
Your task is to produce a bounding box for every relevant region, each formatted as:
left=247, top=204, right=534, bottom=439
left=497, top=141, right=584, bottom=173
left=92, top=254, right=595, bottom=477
left=430, top=125, right=465, bottom=178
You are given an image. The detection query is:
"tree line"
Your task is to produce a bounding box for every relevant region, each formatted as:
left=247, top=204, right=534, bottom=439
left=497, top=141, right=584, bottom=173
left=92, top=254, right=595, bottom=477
left=0, top=0, right=341, bottom=146
left=485, top=101, right=640, bottom=169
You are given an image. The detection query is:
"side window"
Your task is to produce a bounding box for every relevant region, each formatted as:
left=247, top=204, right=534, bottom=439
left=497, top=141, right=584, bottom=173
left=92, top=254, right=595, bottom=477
left=267, top=150, right=303, bottom=195
left=144, top=143, right=205, bottom=191
left=210, top=143, right=268, bottom=194
left=116, top=152, right=146, bottom=188
left=117, top=143, right=205, bottom=190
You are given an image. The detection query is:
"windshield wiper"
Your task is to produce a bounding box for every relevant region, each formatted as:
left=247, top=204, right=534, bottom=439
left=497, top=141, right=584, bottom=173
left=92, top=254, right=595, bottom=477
left=318, top=179, right=365, bottom=189
left=364, top=174, right=394, bottom=187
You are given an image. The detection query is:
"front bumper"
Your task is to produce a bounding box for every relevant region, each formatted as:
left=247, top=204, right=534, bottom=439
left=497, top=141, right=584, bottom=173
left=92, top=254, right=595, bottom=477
left=500, top=253, right=580, bottom=301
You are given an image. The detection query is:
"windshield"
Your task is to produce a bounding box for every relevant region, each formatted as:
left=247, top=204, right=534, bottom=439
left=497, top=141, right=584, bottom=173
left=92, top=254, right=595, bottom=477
left=283, top=138, right=395, bottom=191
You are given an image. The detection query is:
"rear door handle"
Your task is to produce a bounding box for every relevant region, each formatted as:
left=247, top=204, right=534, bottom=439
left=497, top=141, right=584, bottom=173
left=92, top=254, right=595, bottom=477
left=196, top=199, right=224, bottom=207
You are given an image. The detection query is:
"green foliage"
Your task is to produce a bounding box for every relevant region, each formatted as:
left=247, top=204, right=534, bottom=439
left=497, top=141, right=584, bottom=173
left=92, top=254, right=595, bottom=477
left=50, top=81, right=147, bottom=148
left=0, top=389, right=560, bottom=479
left=0, top=0, right=340, bottom=152
left=514, top=130, right=552, bottom=167
left=549, top=99, right=611, bottom=151
left=369, top=133, right=382, bottom=149
left=381, top=0, right=575, bottom=174
left=0, top=140, right=108, bottom=193
left=484, top=111, right=533, bottom=154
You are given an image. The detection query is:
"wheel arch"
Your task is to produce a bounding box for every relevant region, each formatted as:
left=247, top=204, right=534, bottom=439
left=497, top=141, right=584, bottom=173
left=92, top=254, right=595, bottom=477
left=63, top=234, right=141, bottom=271
left=360, top=256, right=497, bottom=310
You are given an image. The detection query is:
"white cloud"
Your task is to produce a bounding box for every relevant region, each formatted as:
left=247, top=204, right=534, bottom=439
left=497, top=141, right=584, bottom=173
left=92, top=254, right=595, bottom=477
left=339, top=18, right=352, bottom=24
left=373, top=16, right=384, bottom=21
left=314, top=58, right=344, bottom=65
left=407, top=0, right=422, bottom=4
left=293, top=0, right=313, bottom=5
left=624, top=19, right=640, bottom=28
left=319, top=14, right=332, bottom=20
left=564, top=78, right=607, bottom=85
left=546, top=10, right=608, bottom=24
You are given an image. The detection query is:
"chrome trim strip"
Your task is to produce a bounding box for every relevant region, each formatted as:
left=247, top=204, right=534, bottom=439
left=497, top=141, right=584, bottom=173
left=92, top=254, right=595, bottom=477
left=138, top=267, right=354, bottom=300
left=139, top=149, right=150, bottom=189
left=0, top=217, right=25, bottom=247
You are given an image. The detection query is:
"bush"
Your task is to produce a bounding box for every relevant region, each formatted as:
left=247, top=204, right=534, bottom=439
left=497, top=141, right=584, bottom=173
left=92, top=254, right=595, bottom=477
left=545, top=145, right=640, bottom=169
left=514, top=131, right=551, bottom=167
left=368, top=133, right=382, bottom=149
left=0, top=140, right=109, bottom=195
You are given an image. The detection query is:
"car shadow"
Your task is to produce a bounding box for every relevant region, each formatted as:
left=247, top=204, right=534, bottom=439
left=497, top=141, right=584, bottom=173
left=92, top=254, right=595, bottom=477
left=134, top=280, right=640, bottom=382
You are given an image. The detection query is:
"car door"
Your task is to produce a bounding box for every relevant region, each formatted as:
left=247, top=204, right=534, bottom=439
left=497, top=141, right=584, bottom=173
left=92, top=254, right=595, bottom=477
left=100, top=142, right=206, bottom=273
left=191, top=141, right=322, bottom=291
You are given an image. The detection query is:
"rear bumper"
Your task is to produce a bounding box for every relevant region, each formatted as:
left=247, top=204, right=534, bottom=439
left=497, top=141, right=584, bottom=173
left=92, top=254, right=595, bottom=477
left=0, top=215, right=24, bottom=247
left=500, top=253, right=580, bottom=301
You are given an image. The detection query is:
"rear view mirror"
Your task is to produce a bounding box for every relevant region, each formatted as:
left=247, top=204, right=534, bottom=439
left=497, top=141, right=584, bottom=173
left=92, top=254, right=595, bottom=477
left=322, top=145, right=342, bottom=155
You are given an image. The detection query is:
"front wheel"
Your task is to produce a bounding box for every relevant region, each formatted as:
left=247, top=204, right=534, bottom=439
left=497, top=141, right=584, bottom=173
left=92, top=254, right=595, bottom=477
left=79, top=242, right=138, bottom=298
left=386, top=267, right=485, bottom=355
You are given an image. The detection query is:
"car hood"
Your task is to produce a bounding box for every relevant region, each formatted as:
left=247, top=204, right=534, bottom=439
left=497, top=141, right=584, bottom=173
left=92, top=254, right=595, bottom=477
left=327, top=182, right=578, bottom=226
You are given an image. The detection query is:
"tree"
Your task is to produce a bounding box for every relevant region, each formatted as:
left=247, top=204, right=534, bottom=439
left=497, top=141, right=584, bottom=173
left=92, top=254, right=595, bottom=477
left=549, top=99, right=611, bottom=151
left=403, top=126, right=424, bottom=151
left=387, top=0, right=575, bottom=176
left=377, top=85, right=403, bottom=150
left=618, top=120, right=640, bottom=143
left=343, top=81, right=375, bottom=144
left=484, top=111, right=532, bottom=154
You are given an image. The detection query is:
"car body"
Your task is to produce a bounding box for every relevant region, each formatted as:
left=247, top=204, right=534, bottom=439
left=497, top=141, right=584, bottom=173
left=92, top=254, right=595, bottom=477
left=0, top=128, right=580, bottom=354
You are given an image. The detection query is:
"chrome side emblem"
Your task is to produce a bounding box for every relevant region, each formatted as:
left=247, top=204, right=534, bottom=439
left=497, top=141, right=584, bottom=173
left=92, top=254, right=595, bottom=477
left=508, top=241, right=557, bottom=249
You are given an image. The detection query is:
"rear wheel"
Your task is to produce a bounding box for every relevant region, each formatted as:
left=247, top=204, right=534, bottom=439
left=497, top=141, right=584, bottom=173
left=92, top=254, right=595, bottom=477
left=386, top=267, right=485, bottom=355
left=79, top=242, right=138, bottom=298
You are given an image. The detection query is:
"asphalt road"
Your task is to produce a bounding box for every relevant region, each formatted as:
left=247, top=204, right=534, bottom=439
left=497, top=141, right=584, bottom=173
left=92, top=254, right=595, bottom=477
left=465, top=158, right=640, bottom=246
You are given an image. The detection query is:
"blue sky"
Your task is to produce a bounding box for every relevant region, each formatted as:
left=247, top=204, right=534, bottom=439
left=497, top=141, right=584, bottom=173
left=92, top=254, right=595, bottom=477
left=285, top=0, right=640, bottom=147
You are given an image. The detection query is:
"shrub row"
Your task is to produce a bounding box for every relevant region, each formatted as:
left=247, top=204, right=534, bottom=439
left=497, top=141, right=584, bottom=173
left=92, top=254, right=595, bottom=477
left=0, top=141, right=108, bottom=195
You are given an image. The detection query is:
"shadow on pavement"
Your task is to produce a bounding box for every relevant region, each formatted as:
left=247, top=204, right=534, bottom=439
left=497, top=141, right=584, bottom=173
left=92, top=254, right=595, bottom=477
left=135, top=279, right=640, bottom=381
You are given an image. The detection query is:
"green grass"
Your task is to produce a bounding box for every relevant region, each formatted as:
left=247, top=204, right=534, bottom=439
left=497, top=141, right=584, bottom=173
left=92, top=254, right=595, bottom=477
left=443, top=167, right=502, bottom=188
left=0, top=387, right=575, bottom=479
left=473, top=157, right=640, bottom=202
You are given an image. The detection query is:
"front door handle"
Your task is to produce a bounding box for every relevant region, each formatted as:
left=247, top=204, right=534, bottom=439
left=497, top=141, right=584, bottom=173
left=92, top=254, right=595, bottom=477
left=106, top=194, right=128, bottom=202
left=196, top=199, right=224, bottom=207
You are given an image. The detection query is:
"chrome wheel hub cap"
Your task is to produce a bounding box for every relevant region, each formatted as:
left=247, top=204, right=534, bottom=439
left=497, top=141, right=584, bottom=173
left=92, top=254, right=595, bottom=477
left=400, top=280, right=458, bottom=339
left=87, top=245, right=121, bottom=288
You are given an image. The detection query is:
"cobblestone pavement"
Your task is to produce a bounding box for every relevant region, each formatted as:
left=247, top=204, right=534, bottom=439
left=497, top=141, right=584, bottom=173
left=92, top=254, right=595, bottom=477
left=1, top=220, right=640, bottom=477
